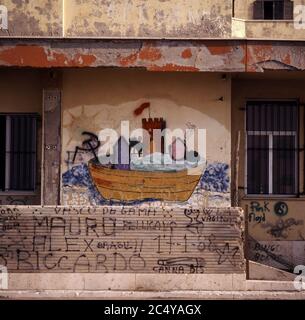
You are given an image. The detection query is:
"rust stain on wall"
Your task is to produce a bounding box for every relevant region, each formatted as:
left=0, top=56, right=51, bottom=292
left=207, top=45, right=233, bottom=56
left=181, top=48, right=193, bottom=59
left=250, top=44, right=274, bottom=63
left=138, top=47, right=162, bottom=61
left=5, top=40, right=305, bottom=72
left=119, top=53, right=139, bottom=67
left=283, top=54, right=292, bottom=66
left=147, top=63, right=199, bottom=72
left=239, top=43, right=247, bottom=66
left=246, top=42, right=305, bottom=72
left=0, top=45, right=96, bottom=67
left=119, top=47, right=162, bottom=66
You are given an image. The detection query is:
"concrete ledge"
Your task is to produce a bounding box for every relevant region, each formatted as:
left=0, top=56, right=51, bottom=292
left=1, top=290, right=305, bottom=300
left=246, top=280, right=297, bottom=292
left=4, top=273, right=303, bottom=299
left=7, top=273, right=246, bottom=291
left=135, top=274, right=247, bottom=291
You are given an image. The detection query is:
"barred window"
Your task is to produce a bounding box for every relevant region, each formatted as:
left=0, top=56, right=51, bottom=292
left=246, top=101, right=299, bottom=195
left=0, top=114, right=38, bottom=192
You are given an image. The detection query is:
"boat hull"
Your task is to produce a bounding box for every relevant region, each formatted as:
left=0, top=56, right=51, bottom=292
left=88, top=161, right=203, bottom=202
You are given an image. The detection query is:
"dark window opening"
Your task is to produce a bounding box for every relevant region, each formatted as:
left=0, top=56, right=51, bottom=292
left=0, top=114, right=38, bottom=192
left=264, top=1, right=276, bottom=19
left=246, top=101, right=299, bottom=195
left=253, top=0, right=294, bottom=20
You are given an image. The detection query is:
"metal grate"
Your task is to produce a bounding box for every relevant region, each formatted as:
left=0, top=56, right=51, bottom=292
left=0, top=114, right=37, bottom=192
left=246, top=101, right=299, bottom=195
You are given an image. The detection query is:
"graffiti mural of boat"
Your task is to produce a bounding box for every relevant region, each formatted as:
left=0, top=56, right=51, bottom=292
left=88, top=160, right=204, bottom=202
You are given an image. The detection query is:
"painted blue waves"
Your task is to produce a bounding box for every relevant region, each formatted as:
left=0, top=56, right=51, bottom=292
left=62, top=161, right=230, bottom=204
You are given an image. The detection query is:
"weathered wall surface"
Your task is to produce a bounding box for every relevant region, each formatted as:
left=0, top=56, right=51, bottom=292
left=245, top=42, right=305, bottom=72
left=0, top=0, right=231, bottom=38
left=61, top=69, right=231, bottom=207
left=0, top=69, right=43, bottom=206
left=0, top=40, right=246, bottom=72
left=234, top=0, right=305, bottom=20
left=64, top=0, right=232, bottom=38
left=0, top=206, right=245, bottom=274
left=233, top=0, right=305, bottom=40
left=232, top=74, right=305, bottom=271
left=1, top=0, right=305, bottom=40
left=234, top=0, right=254, bottom=20
left=232, top=19, right=305, bottom=40
left=1, top=40, right=305, bottom=73
left=0, top=0, right=62, bottom=37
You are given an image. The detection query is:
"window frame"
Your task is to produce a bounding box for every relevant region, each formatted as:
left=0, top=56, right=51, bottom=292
left=0, top=112, right=39, bottom=195
left=253, top=0, right=294, bottom=21
left=245, top=99, right=300, bottom=197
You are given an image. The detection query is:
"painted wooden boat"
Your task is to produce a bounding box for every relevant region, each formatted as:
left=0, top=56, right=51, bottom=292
left=88, top=160, right=204, bottom=202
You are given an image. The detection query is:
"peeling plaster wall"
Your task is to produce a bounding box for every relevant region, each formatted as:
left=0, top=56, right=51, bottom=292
left=0, top=40, right=246, bottom=71
left=64, top=0, right=232, bottom=38
left=2, top=40, right=305, bottom=73
left=61, top=69, right=231, bottom=207
left=0, top=0, right=62, bottom=37
left=245, top=42, right=305, bottom=72
left=232, top=73, right=305, bottom=271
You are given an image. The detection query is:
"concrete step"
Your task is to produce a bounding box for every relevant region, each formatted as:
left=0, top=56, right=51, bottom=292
left=248, top=261, right=295, bottom=281
left=1, top=289, right=305, bottom=300
left=246, top=280, right=297, bottom=291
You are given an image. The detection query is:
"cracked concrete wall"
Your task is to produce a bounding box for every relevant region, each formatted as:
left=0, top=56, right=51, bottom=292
left=0, top=0, right=62, bottom=37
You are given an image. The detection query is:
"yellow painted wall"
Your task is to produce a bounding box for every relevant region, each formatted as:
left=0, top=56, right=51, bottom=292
left=0, top=0, right=232, bottom=38
left=0, top=0, right=62, bottom=37
left=64, top=0, right=232, bottom=38
left=1, top=0, right=305, bottom=39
